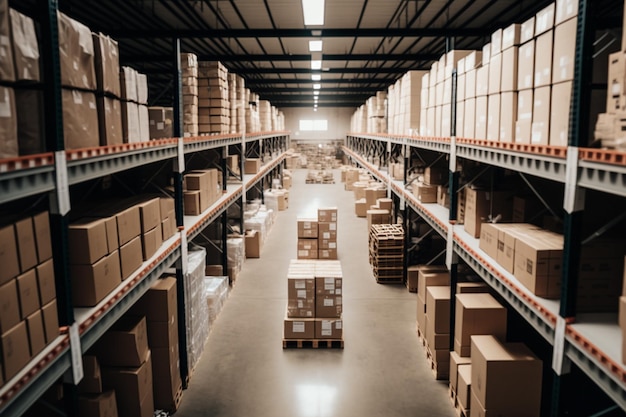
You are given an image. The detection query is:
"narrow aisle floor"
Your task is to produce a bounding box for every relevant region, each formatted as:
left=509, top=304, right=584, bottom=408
left=175, top=169, right=456, bottom=417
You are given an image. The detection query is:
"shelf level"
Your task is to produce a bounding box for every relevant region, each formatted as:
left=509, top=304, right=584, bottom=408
left=0, top=154, right=55, bottom=204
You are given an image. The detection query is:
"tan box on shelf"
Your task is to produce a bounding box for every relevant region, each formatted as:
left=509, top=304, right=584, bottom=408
left=534, top=30, right=553, bottom=88
left=26, top=309, right=45, bottom=356
left=516, top=89, right=533, bottom=143
left=475, top=96, right=488, bottom=139
left=501, top=46, right=518, bottom=93
left=41, top=299, right=59, bottom=342
left=184, top=190, right=202, bottom=216
left=245, top=229, right=261, bottom=258
left=97, top=96, right=123, bottom=146
left=14, top=217, right=37, bottom=274
left=101, top=350, right=154, bottom=417
left=70, top=250, right=122, bottom=307
left=79, top=355, right=103, bottom=394
left=244, top=158, right=261, bottom=174
left=92, top=32, right=121, bottom=97
left=297, top=218, right=318, bottom=238
left=284, top=313, right=315, bottom=339
left=463, top=188, right=512, bottom=238
left=606, top=52, right=625, bottom=113
left=10, top=9, right=39, bottom=82
left=454, top=293, right=507, bottom=357
left=121, top=100, right=140, bottom=143
left=488, top=53, right=502, bottom=95
left=315, top=318, right=343, bottom=339
left=487, top=94, right=500, bottom=141
left=0, top=223, right=19, bottom=285
left=1, top=320, right=30, bottom=382
left=457, top=364, right=472, bottom=412
left=479, top=222, right=503, bottom=260
left=17, top=268, right=39, bottom=319
left=148, top=107, right=173, bottom=139
left=97, top=315, right=149, bottom=367
left=426, top=286, right=451, bottom=335
left=496, top=224, right=542, bottom=273
left=135, top=198, right=161, bottom=233
left=470, top=335, right=542, bottom=416
left=0, top=279, right=20, bottom=333
left=120, top=235, right=143, bottom=280
left=450, top=351, right=472, bottom=393
left=464, top=97, right=476, bottom=138
left=78, top=390, right=118, bottom=417
left=513, top=229, right=563, bottom=298
left=141, top=224, right=161, bottom=261
left=500, top=91, right=518, bottom=143
left=550, top=81, right=572, bottom=147
left=414, top=184, right=437, bottom=203
left=36, top=259, right=56, bottom=306
left=57, top=12, right=96, bottom=90
left=0, top=86, right=18, bottom=159
left=517, top=41, right=535, bottom=90
left=552, top=18, right=576, bottom=84
left=69, top=218, right=108, bottom=265
left=62, top=89, right=100, bottom=150
left=476, top=66, right=489, bottom=97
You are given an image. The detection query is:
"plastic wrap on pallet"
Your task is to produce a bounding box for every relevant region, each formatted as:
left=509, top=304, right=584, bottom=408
left=244, top=217, right=266, bottom=242
left=204, top=276, right=229, bottom=326
left=185, top=249, right=209, bottom=371
left=227, top=237, right=245, bottom=273
left=263, top=191, right=279, bottom=213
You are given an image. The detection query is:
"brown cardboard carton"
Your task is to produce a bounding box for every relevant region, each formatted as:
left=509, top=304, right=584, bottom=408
left=315, top=276, right=342, bottom=296
left=534, top=30, right=553, bottom=88
left=9, top=9, right=39, bottom=82
left=470, top=335, right=542, bottom=415
left=1, top=320, right=30, bottom=381
left=120, top=66, right=138, bottom=102
left=97, top=315, right=149, bottom=367
left=0, top=223, right=19, bottom=285
left=487, top=94, right=500, bottom=141
left=62, top=89, right=99, bottom=150
left=457, top=282, right=490, bottom=294
left=145, top=316, right=179, bottom=349
left=70, top=250, right=122, bottom=307
left=151, top=344, right=182, bottom=411
left=475, top=96, right=488, bottom=139
left=463, top=189, right=513, bottom=238
left=424, top=315, right=450, bottom=350
left=318, top=248, right=338, bottom=260
left=500, top=47, right=518, bottom=94
left=159, top=198, right=175, bottom=221
left=15, top=216, right=37, bottom=273
left=457, top=364, right=472, bottom=411
left=15, top=89, right=44, bottom=156
left=184, top=190, right=202, bottom=215
left=416, top=297, right=427, bottom=333
left=318, top=222, right=337, bottom=241
left=17, top=268, right=39, bottom=319
left=315, top=318, right=343, bottom=339
left=113, top=205, right=141, bottom=247
left=26, top=309, right=45, bottom=356
left=552, top=18, right=576, bottom=84
left=318, top=238, right=337, bottom=250
left=502, top=23, right=521, bottom=50
left=79, top=355, right=103, bottom=394
left=41, top=299, right=59, bottom=342
left=245, top=229, right=261, bottom=258
left=32, top=212, right=52, bottom=263
left=424, top=165, right=447, bottom=186
left=78, top=390, right=118, bottom=417
left=535, top=3, right=555, bottom=36
left=512, top=196, right=542, bottom=223
left=497, top=224, right=541, bottom=273
left=102, top=216, right=119, bottom=254
left=550, top=81, right=572, bottom=147
left=298, top=238, right=318, bottom=252
left=316, top=294, right=342, bottom=318
left=141, top=224, right=161, bottom=261
left=365, top=188, right=386, bottom=208
left=102, top=350, right=154, bottom=417
left=355, top=199, right=367, bottom=217
left=288, top=277, right=315, bottom=300
left=297, top=218, right=318, bottom=238
left=284, top=313, right=315, bottom=339
left=476, top=66, right=489, bottom=97
left=414, top=184, right=437, bottom=203
left=36, top=259, right=56, bottom=305
left=69, top=218, right=108, bottom=265
left=121, top=100, right=140, bottom=143
left=57, top=12, right=96, bottom=90
left=407, top=265, right=447, bottom=293
left=377, top=198, right=393, bottom=211
left=500, top=92, right=518, bottom=143
left=479, top=222, right=500, bottom=260
left=450, top=351, right=472, bottom=393
left=517, top=41, right=535, bottom=90
left=0, top=86, right=18, bottom=159
left=244, top=158, right=261, bottom=174
left=521, top=16, right=535, bottom=43
left=454, top=293, right=507, bottom=357
left=120, top=236, right=143, bottom=280
left=92, top=32, right=121, bottom=97
left=367, top=209, right=391, bottom=230
left=512, top=229, right=563, bottom=298
left=515, top=89, right=533, bottom=143
left=97, top=96, right=123, bottom=146
left=317, top=207, right=338, bottom=222
left=556, top=0, right=578, bottom=25
left=417, top=271, right=450, bottom=301
left=0, top=1, right=15, bottom=82
left=426, top=286, right=451, bottom=334
left=135, top=198, right=161, bottom=233
left=488, top=53, right=502, bottom=95
left=148, top=107, right=173, bottom=139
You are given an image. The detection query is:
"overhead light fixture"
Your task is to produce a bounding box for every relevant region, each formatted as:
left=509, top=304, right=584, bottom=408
left=313, top=83, right=321, bottom=90
left=314, top=108, right=318, bottom=112
left=311, top=74, right=321, bottom=81
left=302, top=0, right=325, bottom=26
left=314, top=91, right=320, bottom=96
left=309, top=40, right=323, bottom=52
left=311, top=60, right=322, bottom=70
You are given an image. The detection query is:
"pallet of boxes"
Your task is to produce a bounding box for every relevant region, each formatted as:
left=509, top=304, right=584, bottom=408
left=283, top=259, right=343, bottom=349
left=297, top=207, right=338, bottom=261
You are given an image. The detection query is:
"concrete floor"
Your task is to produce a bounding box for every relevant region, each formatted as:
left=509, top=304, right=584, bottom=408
left=175, top=168, right=456, bottom=417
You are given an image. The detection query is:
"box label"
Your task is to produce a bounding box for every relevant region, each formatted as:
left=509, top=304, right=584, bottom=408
left=297, top=290, right=306, bottom=299
left=324, top=298, right=334, bottom=307
left=292, top=322, right=305, bottom=333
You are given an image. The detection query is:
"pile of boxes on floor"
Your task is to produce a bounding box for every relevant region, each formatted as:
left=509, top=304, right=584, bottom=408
left=0, top=212, right=59, bottom=387
left=0, top=3, right=156, bottom=158
left=288, top=142, right=343, bottom=170
left=69, top=196, right=177, bottom=308
left=179, top=52, right=285, bottom=137
left=183, top=168, right=222, bottom=216
left=284, top=260, right=343, bottom=340
left=243, top=201, right=277, bottom=259
left=297, top=208, right=338, bottom=261
left=415, top=267, right=543, bottom=416
left=77, top=275, right=182, bottom=417
left=350, top=0, right=607, bottom=150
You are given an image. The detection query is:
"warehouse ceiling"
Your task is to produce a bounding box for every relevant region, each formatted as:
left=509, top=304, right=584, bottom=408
left=15, top=0, right=624, bottom=108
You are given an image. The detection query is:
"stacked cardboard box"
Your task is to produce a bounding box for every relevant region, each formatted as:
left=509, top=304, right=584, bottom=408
left=406, top=264, right=447, bottom=293
left=297, top=217, right=318, bottom=260
left=131, top=277, right=183, bottom=412
left=386, top=70, right=428, bottom=135
left=284, top=260, right=343, bottom=340
left=368, top=224, right=404, bottom=284
left=119, top=66, right=149, bottom=143
left=415, top=269, right=449, bottom=373
left=228, top=73, right=237, bottom=133
left=183, top=169, right=221, bottom=216
left=463, top=188, right=513, bottom=238
left=259, top=100, right=272, bottom=132
left=93, top=32, right=124, bottom=146
left=235, top=75, right=246, bottom=133
left=318, top=208, right=338, bottom=260
left=181, top=53, right=199, bottom=137
left=245, top=92, right=261, bottom=133
left=96, top=316, right=155, bottom=417
left=366, top=91, right=388, bottom=134
left=0, top=212, right=59, bottom=385
left=148, top=107, right=173, bottom=139
left=198, top=61, right=230, bottom=135
left=78, top=355, right=118, bottom=417
left=454, top=293, right=507, bottom=357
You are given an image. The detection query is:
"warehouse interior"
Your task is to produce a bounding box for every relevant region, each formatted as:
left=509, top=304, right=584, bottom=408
left=1, top=0, right=626, bottom=417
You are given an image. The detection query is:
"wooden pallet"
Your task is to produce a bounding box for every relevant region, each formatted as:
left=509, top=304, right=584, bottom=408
left=375, top=277, right=404, bottom=284
left=160, top=383, right=184, bottom=413
left=283, top=339, right=344, bottom=349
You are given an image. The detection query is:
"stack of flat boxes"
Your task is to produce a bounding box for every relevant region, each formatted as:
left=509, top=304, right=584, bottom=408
left=284, top=260, right=343, bottom=340
left=317, top=208, right=338, bottom=260
left=0, top=213, right=59, bottom=387
left=235, top=76, right=246, bottom=133
left=228, top=73, right=237, bottom=133
left=180, top=53, right=199, bottom=137
left=349, top=104, right=368, bottom=133
left=259, top=100, right=272, bottom=132
left=456, top=51, right=482, bottom=139
left=77, top=354, right=117, bottom=417
left=297, top=217, right=318, bottom=260
left=366, top=92, right=387, bottom=134
left=93, top=32, right=123, bottom=146
left=198, top=61, right=230, bottom=135
left=183, top=169, right=221, bottom=216
left=400, top=71, right=427, bottom=135
left=120, top=66, right=150, bottom=143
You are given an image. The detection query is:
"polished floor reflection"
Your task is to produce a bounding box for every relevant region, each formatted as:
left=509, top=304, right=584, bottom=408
left=175, top=168, right=456, bottom=417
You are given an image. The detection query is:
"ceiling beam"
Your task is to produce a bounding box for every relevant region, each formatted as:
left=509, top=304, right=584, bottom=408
left=251, top=87, right=382, bottom=93
left=274, top=103, right=360, bottom=108
left=229, top=67, right=422, bottom=75
left=121, top=53, right=440, bottom=63
left=109, top=27, right=487, bottom=39
left=244, top=78, right=394, bottom=85
left=259, top=94, right=370, bottom=101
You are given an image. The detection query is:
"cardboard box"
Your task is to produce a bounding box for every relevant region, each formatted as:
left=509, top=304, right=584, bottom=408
left=497, top=224, right=541, bottom=273
left=482, top=43, right=491, bottom=65
left=15, top=217, right=37, bottom=273
left=184, top=190, right=202, bottom=215
left=297, top=218, right=318, bottom=238
left=414, top=184, right=437, bottom=203
left=0, top=223, right=19, bottom=285
left=17, top=268, right=39, bottom=319
left=464, top=97, right=476, bottom=138
left=120, top=235, right=143, bottom=280
left=57, top=12, right=96, bottom=90
left=557, top=0, right=578, bottom=25
left=488, top=53, right=502, bottom=95
left=297, top=249, right=318, bottom=260
left=288, top=277, right=315, bottom=300
left=244, top=158, right=261, bottom=174
left=552, top=18, right=576, bottom=84
left=315, top=276, right=342, bottom=296
left=454, top=293, right=507, bottom=357
left=0, top=0, right=15, bottom=81
left=284, top=314, right=315, bottom=339
left=516, top=89, right=533, bottom=143
left=535, top=3, right=555, bottom=35
left=298, top=238, right=318, bottom=253
left=521, top=16, right=535, bottom=43
left=316, top=295, right=342, bottom=318
left=424, top=315, right=450, bottom=350
left=417, top=297, right=426, bottom=332
left=517, top=41, right=535, bottom=91
left=407, top=265, right=447, bottom=293
left=470, top=335, right=542, bottom=415
left=31, top=212, right=52, bottom=263
left=93, top=32, right=121, bottom=97
left=152, top=344, right=182, bottom=411
left=122, top=100, right=140, bottom=143
left=424, top=165, right=447, bottom=186
left=62, top=89, right=100, bottom=150
left=550, top=81, right=572, bottom=146
left=476, top=66, right=489, bottom=97
left=450, top=351, right=472, bottom=393
left=491, top=29, right=503, bottom=56
left=355, top=199, right=367, bottom=217
left=0, top=86, right=18, bottom=159
left=315, top=318, right=343, bottom=339
left=318, top=238, right=338, bottom=250
left=417, top=271, right=450, bottom=302
left=367, top=209, right=391, bottom=230
left=500, top=47, right=518, bottom=93
left=41, top=299, right=59, bottom=342
left=607, top=52, right=625, bottom=113
left=500, top=91, right=518, bottom=143
left=141, top=224, right=161, bottom=261
left=69, top=218, right=108, bottom=265
left=365, top=188, right=387, bottom=208
left=513, top=229, right=563, bottom=298
left=287, top=299, right=315, bottom=318
left=148, top=107, right=173, bottom=139
left=79, top=355, right=103, bottom=394
left=534, top=30, right=553, bottom=88
left=70, top=250, right=122, bottom=307
left=120, top=66, right=138, bottom=102
left=457, top=364, right=472, bottom=411
left=0, top=279, right=20, bottom=333
left=479, top=222, right=501, bottom=260
left=78, top=391, right=118, bottom=417
left=487, top=94, right=500, bottom=141
left=318, top=248, right=338, bottom=260
left=36, top=259, right=56, bottom=305
left=26, top=309, right=45, bottom=356
left=475, top=96, right=488, bottom=139
left=102, top=350, right=154, bottom=417
left=1, top=320, right=30, bottom=381
left=457, top=282, right=490, bottom=294
left=463, top=188, right=512, bottom=238
left=97, top=97, right=123, bottom=146
left=502, top=24, right=521, bottom=50
left=318, top=222, right=337, bottom=241
left=426, top=286, right=450, bottom=334
left=377, top=198, right=393, bottom=211
left=97, top=315, right=149, bottom=367
left=245, top=229, right=261, bottom=258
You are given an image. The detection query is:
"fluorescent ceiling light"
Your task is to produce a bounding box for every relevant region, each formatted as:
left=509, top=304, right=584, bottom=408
left=314, top=108, right=318, bottom=111
left=314, top=91, right=320, bottom=96
left=309, top=40, right=323, bottom=52
left=311, top=60, right=322, bottom=70
left=302, top=0, right=325, bottom=26
left=311, top=74, right=321, bottom=81
left=313, top=83, right=321, bottom=89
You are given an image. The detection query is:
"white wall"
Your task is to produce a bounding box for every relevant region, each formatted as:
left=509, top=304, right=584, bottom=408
left=282, top=107, right=354, bottom=141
